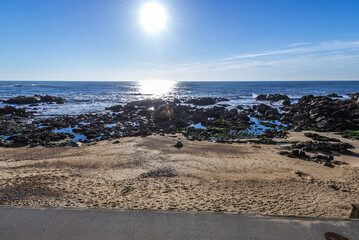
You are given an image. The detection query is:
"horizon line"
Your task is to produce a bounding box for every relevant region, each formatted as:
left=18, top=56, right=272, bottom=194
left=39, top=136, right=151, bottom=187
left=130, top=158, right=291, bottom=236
left=2, top=79, right=359, bottom=82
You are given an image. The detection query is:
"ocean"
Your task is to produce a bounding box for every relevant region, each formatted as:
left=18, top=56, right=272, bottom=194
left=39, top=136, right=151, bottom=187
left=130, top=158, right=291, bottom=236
left=1, top=80, right=359, bottom=117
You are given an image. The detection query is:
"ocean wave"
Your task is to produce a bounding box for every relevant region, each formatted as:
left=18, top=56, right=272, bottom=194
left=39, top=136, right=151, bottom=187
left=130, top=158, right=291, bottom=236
left=0, top=84, right=23, bottom=87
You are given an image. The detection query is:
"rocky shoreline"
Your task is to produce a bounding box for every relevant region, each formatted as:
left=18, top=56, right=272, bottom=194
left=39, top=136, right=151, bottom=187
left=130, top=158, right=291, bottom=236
left=1, top=93, right=359, bottom=167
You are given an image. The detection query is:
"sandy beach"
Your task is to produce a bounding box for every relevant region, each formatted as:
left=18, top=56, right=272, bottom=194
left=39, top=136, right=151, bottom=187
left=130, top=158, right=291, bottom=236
left=1, top=131, right=358, bottom=219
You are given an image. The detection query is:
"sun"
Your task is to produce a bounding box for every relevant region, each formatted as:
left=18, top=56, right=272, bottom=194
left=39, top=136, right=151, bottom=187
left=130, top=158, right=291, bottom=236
left=140, top=2, right=167, bottom=33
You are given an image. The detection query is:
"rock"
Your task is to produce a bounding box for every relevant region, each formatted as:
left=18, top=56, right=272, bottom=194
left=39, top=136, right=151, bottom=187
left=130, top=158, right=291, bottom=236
left=112, top=140, right=120, bottom=144
left=106, top=105, right=123, bottom=112
left=350, top=204, right=359, bottom=219
left=4, top=95, right=65, bottom=104
left=279, top=149, right=308, bottom=159
left=323, top=162, right=335, bottom=168
left=256, top=94, right=290, bottom=102
left=327, top=93, right=342, bottom=98
left=304, top=132, right=341, bottom=142
left=174, top=141, right=183, bottom=148
left=154, top=104, right=173, bottom=120
left=264, top=108, right=280, bottom=120
left=282, top=99, right=291, bottom=106
left=126, top=99, right=166, bottom=109
left=256, top=104, right=271, bottom=114
left=0, top=106, right=28, bottom=116
left=294, top=141, right=353, bottom=154
left=140, top=167, right=177, bottom=178
left=185, top=97, right=216, bottom=105
left=238, top=112, right=250, bottom=121
left=282, top=94, right=359, bottom=131
left=184, top=97, right=228, bottom=106
left=348, top=92, right=359, bottom=101
left=29, top=143, right=38, bottom=148
left=324, top=232, right=348, bottom=240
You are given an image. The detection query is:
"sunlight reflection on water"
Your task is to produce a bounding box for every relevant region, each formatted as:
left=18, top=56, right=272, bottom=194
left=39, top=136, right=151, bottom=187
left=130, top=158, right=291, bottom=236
left=137, top=80, right=177, bottom=96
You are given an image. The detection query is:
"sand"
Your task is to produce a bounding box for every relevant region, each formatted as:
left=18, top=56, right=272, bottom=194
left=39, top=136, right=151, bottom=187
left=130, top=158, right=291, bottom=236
left=0, top=131, right=358, bottom=219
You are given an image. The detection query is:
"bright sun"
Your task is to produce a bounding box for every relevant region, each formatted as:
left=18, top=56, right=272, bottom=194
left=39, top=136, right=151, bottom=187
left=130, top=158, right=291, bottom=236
left=140, top=2, right=167, bottom=33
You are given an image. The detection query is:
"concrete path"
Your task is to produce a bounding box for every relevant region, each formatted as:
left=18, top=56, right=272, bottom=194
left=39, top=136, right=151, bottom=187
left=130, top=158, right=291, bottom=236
left=0, top=206, right=358, bottom=240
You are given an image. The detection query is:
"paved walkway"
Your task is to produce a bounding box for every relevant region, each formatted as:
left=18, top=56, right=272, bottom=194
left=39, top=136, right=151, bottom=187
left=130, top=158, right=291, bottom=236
left=0, top=206, right=358, bottom=239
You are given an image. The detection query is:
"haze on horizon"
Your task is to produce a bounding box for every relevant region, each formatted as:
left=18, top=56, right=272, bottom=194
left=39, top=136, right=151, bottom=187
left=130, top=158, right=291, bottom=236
left=1, top=0, right=359, bottom=81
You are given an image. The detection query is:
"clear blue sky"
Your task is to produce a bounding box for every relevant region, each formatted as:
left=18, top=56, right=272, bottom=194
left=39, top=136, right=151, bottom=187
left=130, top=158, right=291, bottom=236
left=1, top=0, right=359, bottom=81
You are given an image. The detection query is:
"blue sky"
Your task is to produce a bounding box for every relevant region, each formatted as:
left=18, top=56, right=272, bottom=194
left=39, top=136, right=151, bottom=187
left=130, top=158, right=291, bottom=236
left=1, top=0, right=359, bottom=81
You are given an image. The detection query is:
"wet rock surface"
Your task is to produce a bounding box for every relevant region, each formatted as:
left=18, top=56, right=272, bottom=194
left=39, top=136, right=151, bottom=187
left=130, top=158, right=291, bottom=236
left=184, top=97, right=229, bottom=106
left=0, top=106, right=30, bottom=117
left=3, top=95, right=65, bottom=105
left=327, top=93, right=343, bottom=98
left=256, top=94, right=290, bottom=102
left=1, top=93, right=359, bottom=150
left=282, top=94, right=359, bottom=131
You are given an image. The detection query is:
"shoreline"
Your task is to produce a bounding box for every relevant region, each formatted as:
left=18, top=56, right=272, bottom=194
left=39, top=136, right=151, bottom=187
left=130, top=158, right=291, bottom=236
left=1, top=92, right=359, bottom=219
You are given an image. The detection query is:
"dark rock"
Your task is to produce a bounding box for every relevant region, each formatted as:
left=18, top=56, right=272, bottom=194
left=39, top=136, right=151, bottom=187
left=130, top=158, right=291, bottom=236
left=185, top=97, right=216, bottom=105
left=324, top=232, right=349, bottom=240
left=112, top=140, right=120, bottom=144
left=106, top=105, right=123, bottom=112
left=0, top=106, right=28, bottom=116
left=238, top=112, right=250, bottom=122
left=184, top=97, right=228, bottom=106
left=256, top=94, right=290, bottom=102
left=174, top=141, right=183, bottom=148
left=126, top=99, right=166, bottom=108
left=283, top=99, right=291, bottom=106
left=327, top=93, right=342, bottom=98
left=264, top=108, right=280, bottom=120
left=4, top=95, right=65, bottom=104
left=294, top=141, right=353, bottom=154
left=304, top=132, right=341, bottom=142
left=140, top=167, right=177, bottom=178
left=350, top=204, right=359, bottom=219
left=323, top=162, right=335, bottom=168
left=154, top=104, right=173, bottom=120
left=29, top=143, right=38, bottom=148
left=279, top=149, right=308, bottom=159
left=282, top=94, right=359, bottom=131
left=256, top=104, right=271, bottom=114
left=348, top=92, right=359, bottom=101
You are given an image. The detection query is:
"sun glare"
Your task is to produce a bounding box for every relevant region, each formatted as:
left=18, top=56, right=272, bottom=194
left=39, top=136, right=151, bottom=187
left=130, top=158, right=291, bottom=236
left=140, top=2, right=167, bottom=33
left=138, top=80, right=175, bottom=96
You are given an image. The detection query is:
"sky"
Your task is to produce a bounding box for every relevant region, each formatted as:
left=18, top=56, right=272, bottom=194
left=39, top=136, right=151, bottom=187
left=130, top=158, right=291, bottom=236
left=1, top=0, right=359, bottom=81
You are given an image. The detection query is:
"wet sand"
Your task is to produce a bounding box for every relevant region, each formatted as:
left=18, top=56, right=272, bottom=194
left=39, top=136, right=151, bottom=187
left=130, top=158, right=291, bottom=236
left=0, top=132, right=358, bottom=218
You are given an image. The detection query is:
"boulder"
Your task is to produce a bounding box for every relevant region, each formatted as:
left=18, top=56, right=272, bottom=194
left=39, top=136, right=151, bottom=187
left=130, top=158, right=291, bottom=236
left=283, top=99, right=291, bottom=106
left=174, top=141, right=183, bottom=148
left=4, top=95, right=65, bottom=104
left=281, top=94, right=359, bottom=131
left=256, top=104, right=271, bottom=114
left=154, top=104, right=173, bottom=120
left=106, top=105, right=123, bottom=112
left=256, top=94, right=290, bottom=102
left=0, top=106, right=27, bottom=116
left=327, top=93, right=342, bottom=98
left=185, top=97, right=216, bottom=105
left=184, top=97, right=229, bottom=106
